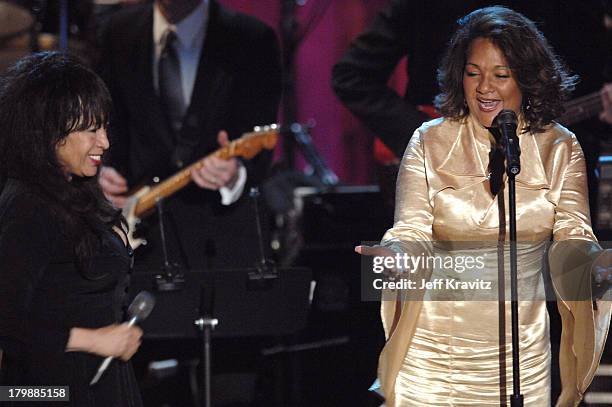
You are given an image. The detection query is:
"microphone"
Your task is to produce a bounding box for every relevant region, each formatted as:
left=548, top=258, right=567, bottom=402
left=89, top=291, right=155, bottom=386
left=494, top=109, right=521, bottom=176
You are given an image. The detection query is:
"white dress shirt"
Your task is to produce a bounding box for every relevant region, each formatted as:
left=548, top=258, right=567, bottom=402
left=152, top=0, right=246, bottom=205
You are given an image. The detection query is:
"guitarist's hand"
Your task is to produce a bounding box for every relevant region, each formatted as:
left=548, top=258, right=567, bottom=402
left=600, top=83, right=612, bottom=125
left=99, top=166, right=129, bottom=208
left=191, top=130, right=240, bottom=190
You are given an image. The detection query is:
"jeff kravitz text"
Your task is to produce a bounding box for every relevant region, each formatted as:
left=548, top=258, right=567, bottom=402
left=370, top=253, right=493, bottom=291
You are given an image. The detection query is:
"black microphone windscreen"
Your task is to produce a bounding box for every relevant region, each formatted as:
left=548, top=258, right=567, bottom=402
left=495, top=109, right=518, bottom=127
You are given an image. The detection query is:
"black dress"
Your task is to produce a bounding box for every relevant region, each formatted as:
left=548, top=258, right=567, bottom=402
left=0, top=178, right=142, bottom=406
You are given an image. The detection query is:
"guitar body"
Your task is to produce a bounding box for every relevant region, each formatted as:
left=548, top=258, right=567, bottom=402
left=122, top=186, right=150, bottom=249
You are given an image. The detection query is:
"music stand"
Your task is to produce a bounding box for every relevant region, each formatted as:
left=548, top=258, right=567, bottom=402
left=128, top=267, right=312, bottom=406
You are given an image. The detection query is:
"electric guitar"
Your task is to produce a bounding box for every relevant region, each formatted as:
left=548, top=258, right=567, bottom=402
left=123, top=125, right=279, bottom=249
left=556, top=90, right=604, bottom=126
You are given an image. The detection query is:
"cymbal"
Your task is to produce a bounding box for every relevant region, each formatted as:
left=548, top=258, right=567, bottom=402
left=0, top=1, right=33, bottom=40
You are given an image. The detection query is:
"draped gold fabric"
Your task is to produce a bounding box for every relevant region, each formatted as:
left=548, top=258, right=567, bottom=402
left=376, top=115, right=612, bottom=406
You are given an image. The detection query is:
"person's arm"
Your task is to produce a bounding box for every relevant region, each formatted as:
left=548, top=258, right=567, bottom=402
left=0, top=198, right=70, bottom=358
left=355, top=129, right=435, bottom=257
left=381, top=130, right=434, bottom=245
left=331, top=0, right=429, bottom=158
left=356, top=130, right=434, bottom=336
left=190, top=22, right=281, bottom=203
left=0, top=197, right=141, bottom=361
left=190, top=131, right=246, bottom=205
left=66, top=324, right=142, bottom=361
left=95, top=13, right=133, bottom=208
left=546, top=133, right=611, bottom=399
left=97, top=12, right=132, bottom=184
left=600, top=82, right=612, bottom=124
left=551, top=134, right=596, bottom=242
left=548, top=134, right=610, bottom=301
left=225, top=21, right=282, bottom=190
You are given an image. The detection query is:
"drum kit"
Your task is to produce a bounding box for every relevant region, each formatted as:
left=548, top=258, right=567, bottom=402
left=0, top=0, right=88, bottom=72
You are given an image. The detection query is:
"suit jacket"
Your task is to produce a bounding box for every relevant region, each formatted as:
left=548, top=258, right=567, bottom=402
left=99, top=1, right=282, bottom=270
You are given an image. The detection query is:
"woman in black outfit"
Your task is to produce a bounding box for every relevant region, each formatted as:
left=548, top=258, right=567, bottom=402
left=0, top=52, right=142, bottom=406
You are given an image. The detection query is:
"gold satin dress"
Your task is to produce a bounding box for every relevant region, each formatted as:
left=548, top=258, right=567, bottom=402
left=378, top=115, right=602, bottom=406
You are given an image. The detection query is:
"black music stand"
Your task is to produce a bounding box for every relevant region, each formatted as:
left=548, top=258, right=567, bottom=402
left=128, top=267, right=312, bottom=406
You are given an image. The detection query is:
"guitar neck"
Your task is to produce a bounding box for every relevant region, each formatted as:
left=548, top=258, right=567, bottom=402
left=557, top=91, right=603, bottom=126
left=133, top=147, right=232, bottom=217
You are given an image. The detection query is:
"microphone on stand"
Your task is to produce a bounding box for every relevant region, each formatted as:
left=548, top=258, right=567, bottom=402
left=494, top=109, right=521, bottom=176
left=89, top=291, right=156, bottom=386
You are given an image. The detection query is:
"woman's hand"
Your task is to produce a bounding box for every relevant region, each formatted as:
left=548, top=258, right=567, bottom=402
left=355, top=244, right=395, bottom=258
left=355, top=244, right=402, bottom=278
left=99, top=166, right=129, bottom=208
left=67, top=323, right=143, bottom=361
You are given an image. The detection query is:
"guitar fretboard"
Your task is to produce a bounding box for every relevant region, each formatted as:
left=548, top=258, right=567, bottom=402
left=133, top=130, right=276, bottom=217
left=134, top=160, right=201, bottom=217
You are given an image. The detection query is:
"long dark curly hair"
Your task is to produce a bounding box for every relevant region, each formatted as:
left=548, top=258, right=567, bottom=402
left=0, top=51, right=124, bottom=276
left=434, top=6, right=578, bottom=133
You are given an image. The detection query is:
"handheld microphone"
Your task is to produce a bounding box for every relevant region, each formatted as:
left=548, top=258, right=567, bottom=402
left=89, top=291, right=155, bottom=386
left=494, top=109, right=521, bottom=176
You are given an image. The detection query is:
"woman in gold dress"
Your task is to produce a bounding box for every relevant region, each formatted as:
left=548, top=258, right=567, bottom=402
left=357, top=6, right=611, bottom=406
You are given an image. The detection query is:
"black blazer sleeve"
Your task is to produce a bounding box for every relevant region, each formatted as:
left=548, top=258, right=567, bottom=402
left=331, top=0, right=428, bottom=158
left=97, top=17, right=132, bottom=179
left=0, top=193, right=70, bottom=360
left=226, top=20, right=282, bottom=188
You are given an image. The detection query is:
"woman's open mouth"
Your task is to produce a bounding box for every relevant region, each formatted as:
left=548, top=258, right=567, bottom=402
left=88, top=155, right=102, bottom=165
left=477, top=98, right=501, bottom=112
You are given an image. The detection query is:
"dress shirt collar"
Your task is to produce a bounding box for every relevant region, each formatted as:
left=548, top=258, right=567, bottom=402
left=153, top=0, right=209, bottom=51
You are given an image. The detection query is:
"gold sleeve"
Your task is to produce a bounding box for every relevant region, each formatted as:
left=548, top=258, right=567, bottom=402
left=548, top=134, right=611, bottom=406
left=552, top=134, right=597, bottom=242
left=381, top=130, right=434, bottom=248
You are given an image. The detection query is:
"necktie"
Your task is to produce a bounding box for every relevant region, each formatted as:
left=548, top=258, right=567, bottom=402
left=158, top=30, right=186, bottom=134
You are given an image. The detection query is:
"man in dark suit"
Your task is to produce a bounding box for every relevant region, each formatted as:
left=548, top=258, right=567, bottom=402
left=98, top=0, right=282, bottom=271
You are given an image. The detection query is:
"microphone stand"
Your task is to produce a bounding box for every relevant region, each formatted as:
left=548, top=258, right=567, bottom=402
left=503, top=125, right=523, bottom=407
left=153, top=198, right=185, bottom=291
left=507, top=171, right=523, bottom=406
left=248, top=187, right=278, bottom=287
left=288, top=123, right=339, bottom=187
left=194, top=286, right=217, bottom=407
